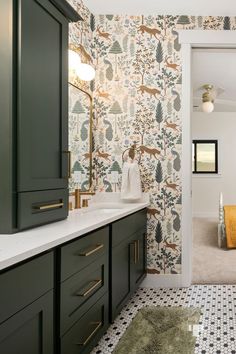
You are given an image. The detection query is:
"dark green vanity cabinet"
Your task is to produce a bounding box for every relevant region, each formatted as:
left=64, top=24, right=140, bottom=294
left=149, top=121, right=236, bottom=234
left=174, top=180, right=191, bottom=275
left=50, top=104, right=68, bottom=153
left=0, top=0, right=81, bottom=233
left=111, top=209, right=147, bottom=322
left=59, top=226, right=110, bottom=354
left=0, top=209, right=147, bottom=354
left=0, top=252, right=54, bottom=354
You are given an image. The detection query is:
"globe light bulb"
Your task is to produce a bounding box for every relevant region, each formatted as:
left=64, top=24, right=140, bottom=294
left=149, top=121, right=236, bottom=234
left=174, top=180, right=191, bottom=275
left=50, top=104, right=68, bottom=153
left=76, top=63, right=95, bottom=81
left=68, top=50, right=81, bottom=71
left=202, top=101, right=214, bottom=113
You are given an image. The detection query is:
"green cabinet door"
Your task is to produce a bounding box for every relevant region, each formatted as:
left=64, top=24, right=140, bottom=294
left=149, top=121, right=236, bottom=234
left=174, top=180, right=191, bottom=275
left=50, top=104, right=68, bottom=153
left=111, top=237, right=132, bottom=321
left=0, top=290, right=54, bottom=354
left=17, top=0, right=68, bottom=192
left=111, top=210, right=147, bottom=322
left=130, top=229, right=147, bottom=291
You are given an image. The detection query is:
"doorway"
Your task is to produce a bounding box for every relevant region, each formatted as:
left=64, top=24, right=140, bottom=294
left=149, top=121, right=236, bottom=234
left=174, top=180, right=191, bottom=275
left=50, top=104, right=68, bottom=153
left=178, top=30, right=236, bottom=286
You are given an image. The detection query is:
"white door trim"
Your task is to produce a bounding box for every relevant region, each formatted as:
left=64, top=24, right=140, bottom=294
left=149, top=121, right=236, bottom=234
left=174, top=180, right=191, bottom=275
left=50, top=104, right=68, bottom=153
left=178, top=30, right=236, bottom=287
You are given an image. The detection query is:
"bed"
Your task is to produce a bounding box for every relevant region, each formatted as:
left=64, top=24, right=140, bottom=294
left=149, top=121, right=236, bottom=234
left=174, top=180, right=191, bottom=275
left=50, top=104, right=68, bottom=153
left=218, top=192, right=226, bottom=248
left=218, top=193, right=227, bottom=248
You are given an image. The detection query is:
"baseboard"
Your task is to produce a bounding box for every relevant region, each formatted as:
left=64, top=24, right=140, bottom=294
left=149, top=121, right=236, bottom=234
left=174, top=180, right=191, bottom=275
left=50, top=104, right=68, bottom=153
left=193, top=212, right=218, bottom=218
left=140, top=274, right=184, bottom=288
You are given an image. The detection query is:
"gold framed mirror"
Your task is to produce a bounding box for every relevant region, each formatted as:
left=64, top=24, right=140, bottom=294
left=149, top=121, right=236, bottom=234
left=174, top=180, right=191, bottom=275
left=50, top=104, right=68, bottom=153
left=68, top=47, right=95, bottom=194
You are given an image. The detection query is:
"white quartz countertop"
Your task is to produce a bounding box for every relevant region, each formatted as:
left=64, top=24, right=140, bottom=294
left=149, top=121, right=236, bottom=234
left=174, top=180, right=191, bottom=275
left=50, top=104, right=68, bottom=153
left=0, top=193, right=149, bottom=271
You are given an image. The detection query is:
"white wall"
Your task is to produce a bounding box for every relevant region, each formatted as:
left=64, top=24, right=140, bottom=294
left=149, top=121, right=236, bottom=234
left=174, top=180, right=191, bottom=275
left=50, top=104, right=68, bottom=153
left=85, top=0, right=236, bottom=16
left=192, top=112, right=236, bottom=217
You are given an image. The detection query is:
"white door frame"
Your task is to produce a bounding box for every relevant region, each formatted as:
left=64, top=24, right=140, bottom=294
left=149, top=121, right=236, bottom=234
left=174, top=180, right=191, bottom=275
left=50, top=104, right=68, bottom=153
left=178, top=30, right=236, bottom=287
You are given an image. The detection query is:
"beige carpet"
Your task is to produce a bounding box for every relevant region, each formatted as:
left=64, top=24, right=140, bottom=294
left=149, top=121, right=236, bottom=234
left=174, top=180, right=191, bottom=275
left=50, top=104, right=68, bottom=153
left=192, top=217, right=236, bottom=284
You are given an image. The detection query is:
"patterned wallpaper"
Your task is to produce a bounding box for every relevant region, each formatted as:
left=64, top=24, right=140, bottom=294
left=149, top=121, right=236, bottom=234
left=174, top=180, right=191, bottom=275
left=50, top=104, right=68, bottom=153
left=68, top=1, right=235, bottom=274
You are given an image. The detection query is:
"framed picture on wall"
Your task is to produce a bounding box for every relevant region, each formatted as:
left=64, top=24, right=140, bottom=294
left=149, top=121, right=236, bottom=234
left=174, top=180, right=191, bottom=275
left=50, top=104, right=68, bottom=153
left=192, top=140, right=218, bottom=174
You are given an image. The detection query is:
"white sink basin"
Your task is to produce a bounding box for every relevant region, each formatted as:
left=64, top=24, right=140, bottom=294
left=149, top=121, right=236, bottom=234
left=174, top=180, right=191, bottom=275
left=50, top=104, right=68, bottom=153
left=81, top=208, right=123, bottom=215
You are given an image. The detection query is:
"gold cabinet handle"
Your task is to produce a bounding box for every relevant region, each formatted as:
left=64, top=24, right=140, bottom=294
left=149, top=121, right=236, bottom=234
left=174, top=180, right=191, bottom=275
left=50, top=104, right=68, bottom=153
left=64, top=150, right=71, bottom=178
left=76, top=279, right=102, bottom=297
left=78, top=244, right=104, bottom=257
left=132, top=242, right=137, bottom=264
left=136, top=240, right=140, bottom=262
left=76, top=321, right=102, bottom=346
left=34, top=202, right=64, bottom=210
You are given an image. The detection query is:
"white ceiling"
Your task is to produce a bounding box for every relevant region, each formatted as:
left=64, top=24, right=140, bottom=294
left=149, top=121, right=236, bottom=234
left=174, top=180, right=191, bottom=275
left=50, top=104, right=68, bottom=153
left=84, top=0, right=236, bottom=15
left=192, top=49, right=236, bottom=112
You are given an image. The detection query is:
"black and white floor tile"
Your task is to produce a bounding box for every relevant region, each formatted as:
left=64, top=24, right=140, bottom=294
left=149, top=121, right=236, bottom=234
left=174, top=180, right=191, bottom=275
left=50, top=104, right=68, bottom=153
left=91, top=285, right=236, bottom=354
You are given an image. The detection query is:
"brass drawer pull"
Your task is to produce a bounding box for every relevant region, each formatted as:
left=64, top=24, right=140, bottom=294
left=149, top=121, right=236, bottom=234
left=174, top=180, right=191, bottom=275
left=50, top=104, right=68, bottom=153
left=64, top=150, right=71, bottom=179
left=79, top=244, right=104, bottom=257
left=35, top=202, right=64, bottom=210
left=76, top=279, right=102, bottom=297
left=76, top=321, right=102, bottom=346
left=137, top=239, right=140, bottom=262
left=132, top=242, right=137, bottom=264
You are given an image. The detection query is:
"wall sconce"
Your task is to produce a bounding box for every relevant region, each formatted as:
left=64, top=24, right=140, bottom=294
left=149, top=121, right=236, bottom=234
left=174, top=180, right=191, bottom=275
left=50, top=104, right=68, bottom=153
left=68, top=49, right=95, bottom=82
left=202, top=84, right=214, bottom=113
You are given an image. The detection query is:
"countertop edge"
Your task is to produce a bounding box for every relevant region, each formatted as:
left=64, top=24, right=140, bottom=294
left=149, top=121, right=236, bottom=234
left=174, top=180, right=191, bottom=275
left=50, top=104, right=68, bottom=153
left=0, top=203, right=149, bottom=271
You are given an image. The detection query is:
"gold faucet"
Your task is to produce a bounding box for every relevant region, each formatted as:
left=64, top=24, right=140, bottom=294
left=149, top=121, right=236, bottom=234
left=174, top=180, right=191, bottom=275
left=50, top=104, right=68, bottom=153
left=74, top=188, right=95, bottom=209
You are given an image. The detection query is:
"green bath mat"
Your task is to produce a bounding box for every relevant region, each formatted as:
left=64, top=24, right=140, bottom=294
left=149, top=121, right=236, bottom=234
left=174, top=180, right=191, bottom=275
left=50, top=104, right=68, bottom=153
left=113, top=306, right=201, bottom=354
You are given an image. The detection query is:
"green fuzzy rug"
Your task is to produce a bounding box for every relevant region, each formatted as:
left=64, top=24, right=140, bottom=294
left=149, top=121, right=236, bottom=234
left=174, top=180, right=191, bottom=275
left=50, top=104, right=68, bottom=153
left=113, top=306, right=201, bottom=354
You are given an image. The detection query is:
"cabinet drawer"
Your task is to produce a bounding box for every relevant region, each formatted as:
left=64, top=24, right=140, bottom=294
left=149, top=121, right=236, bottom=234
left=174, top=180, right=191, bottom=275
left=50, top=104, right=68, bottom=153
left=0, top=252, right=53, bottom=324
left=61, top=293, right=108, bottom=354
left=112, top=209, right=147, bottom=247
left=60, top=253, right=108, bottom=335
left=60, top=226, right=109, bottom=281
left=18, top=189, right=68, bottom=230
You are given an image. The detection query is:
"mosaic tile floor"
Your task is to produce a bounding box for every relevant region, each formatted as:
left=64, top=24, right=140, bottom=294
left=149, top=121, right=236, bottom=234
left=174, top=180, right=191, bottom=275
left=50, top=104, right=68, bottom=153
left=91, top=285, right=236, bottom=354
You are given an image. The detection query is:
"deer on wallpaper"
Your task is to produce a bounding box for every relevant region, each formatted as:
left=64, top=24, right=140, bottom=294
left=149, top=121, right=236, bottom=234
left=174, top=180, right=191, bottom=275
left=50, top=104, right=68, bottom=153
left=164, top=178, right=179, bottom=192
left=97, top=86, right=111, bottom=100
left=164, top=119, right=179, bottom=132
left=163, top=239, right=179, bottom=253
left=165, top=56, right=179, bottom=71
left=96, top=26, right=111, bottom=40
left=96, top=148, right=111, bottom=161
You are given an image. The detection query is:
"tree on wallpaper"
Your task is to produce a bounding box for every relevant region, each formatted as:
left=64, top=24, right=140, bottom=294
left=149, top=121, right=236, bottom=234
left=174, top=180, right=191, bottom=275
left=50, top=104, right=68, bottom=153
left=133, top=101, right=155, bottom=146
left=156, top=41, right=163, bottom=69
left=133, top=47, right=155, bottom=85
left=203, top=16, right=222, bottom=30
left=156, top=15, right=178, bottom=36
left=155, top=101, right=163, bottom=129
left=90, top=13, right=96, bottom=32
left=155, top=161, right=163, bottom=191
left=109, top=161, right=122, bottom=192
left=109, top=41, right=123, bottom=74
left=156, top=247, right=177, bottom=274
left=223, top=16, right=231, bottom=30
left=92, top=37, right=110, bottom=65
left=109, top=101, right=123, bottom=141
left=72, top=160, right=84, bottom=174
left=155, top=221, right=163, bottom=250
left=177, top=15, right=190, bottom=28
